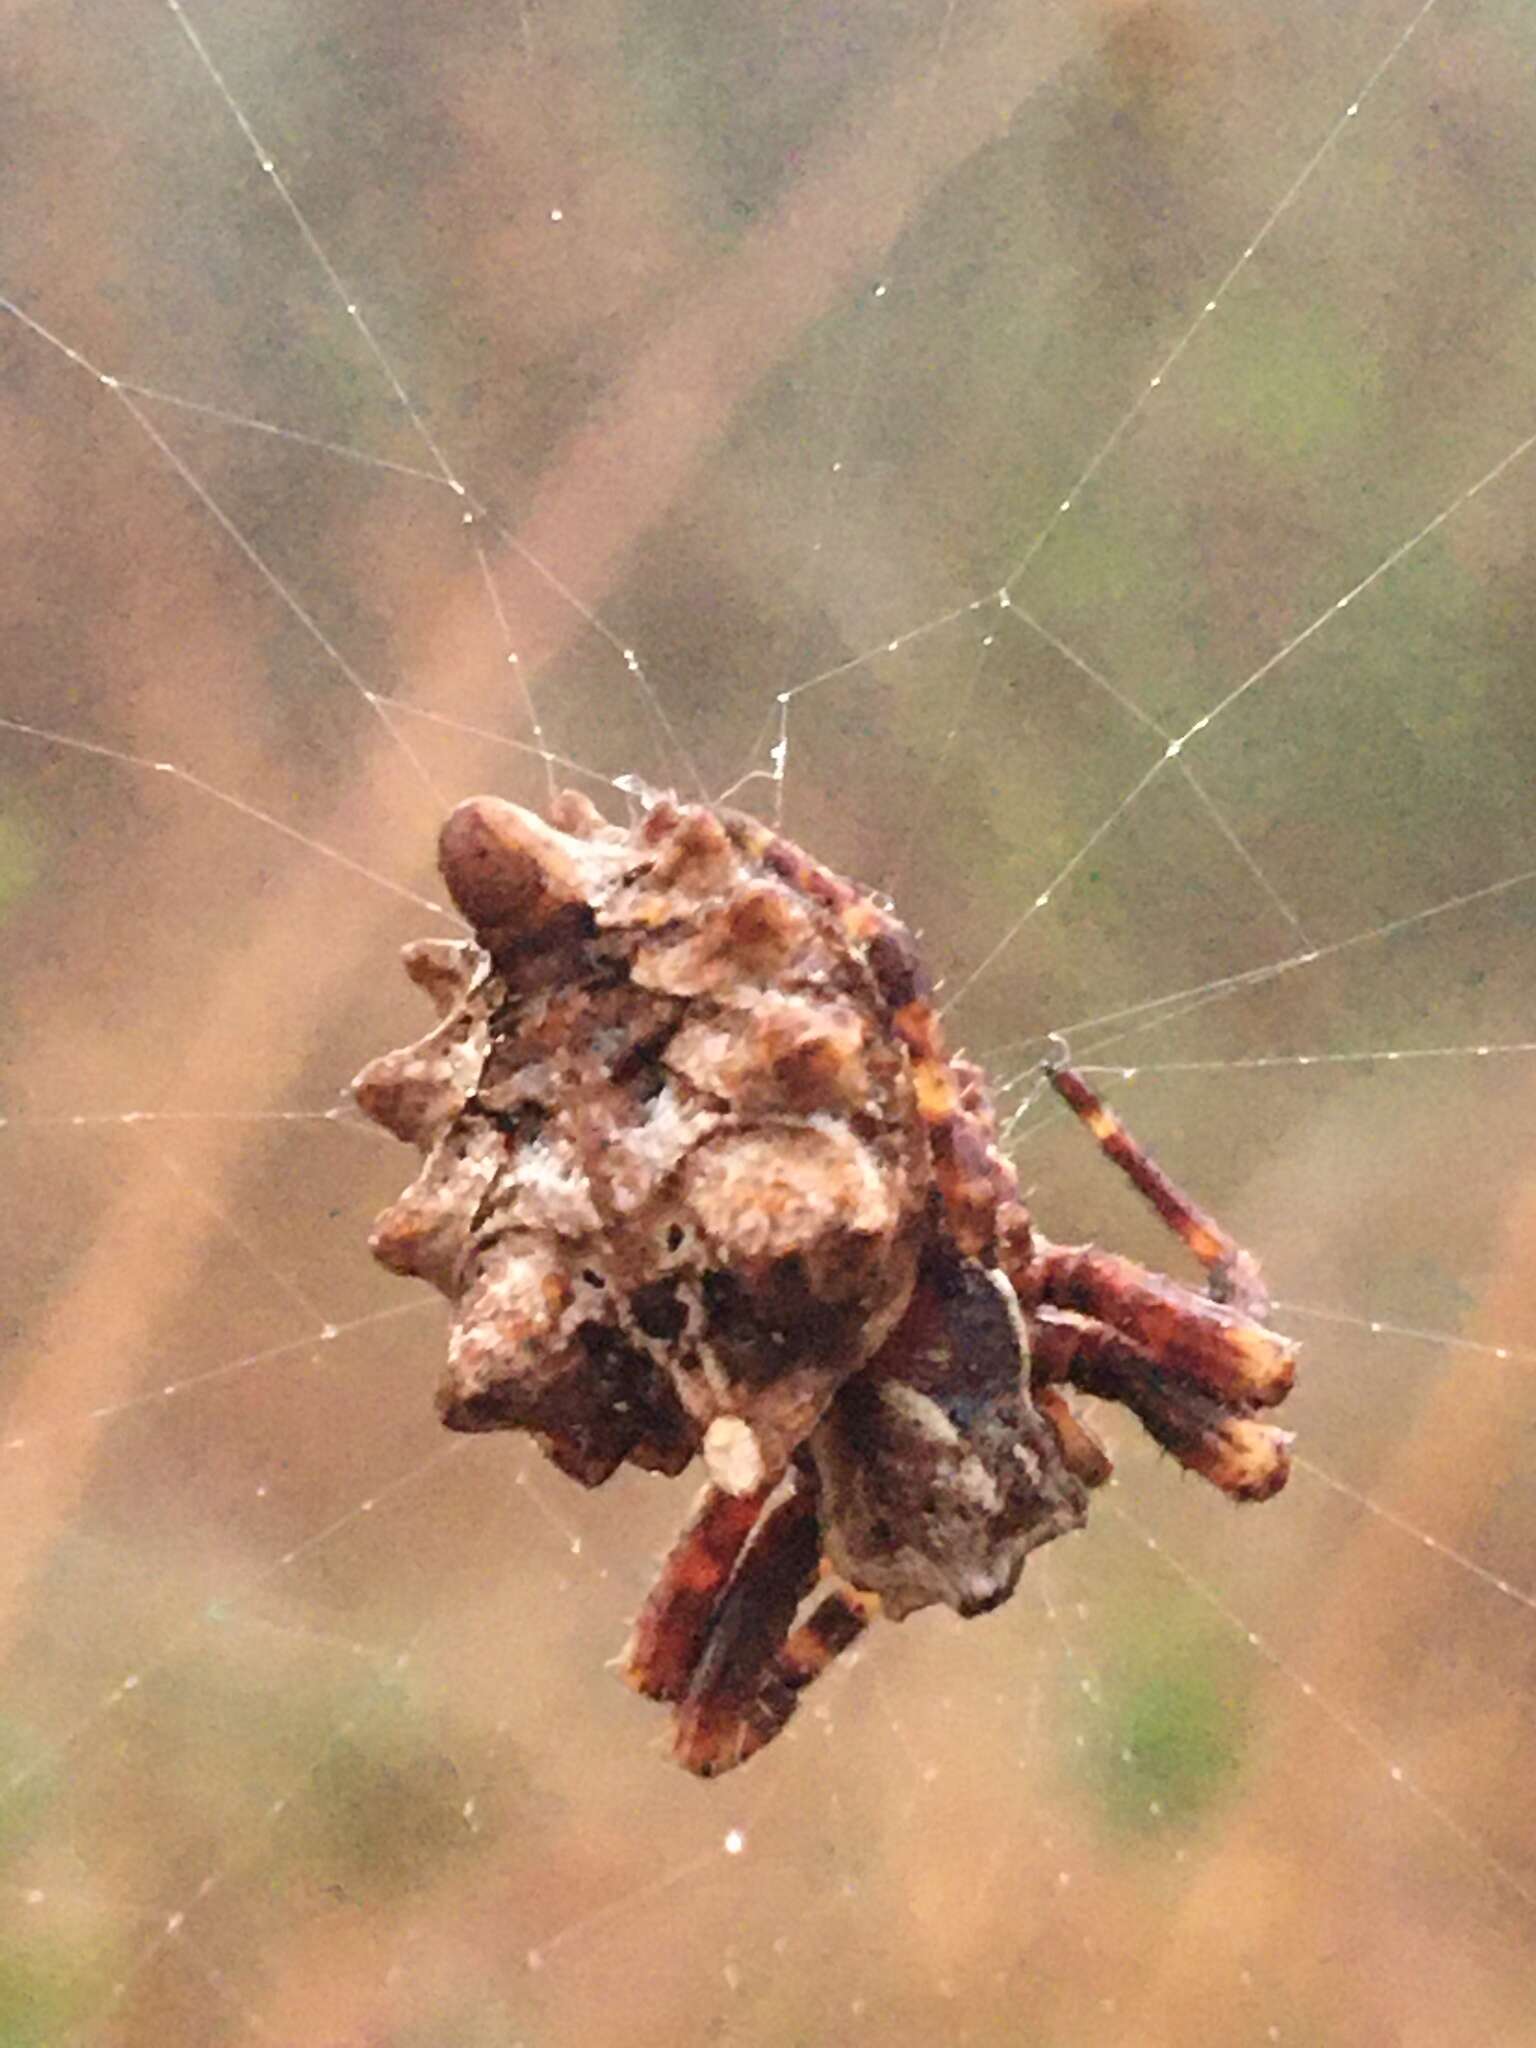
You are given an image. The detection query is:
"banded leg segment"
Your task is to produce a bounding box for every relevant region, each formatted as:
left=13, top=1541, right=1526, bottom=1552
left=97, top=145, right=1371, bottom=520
left=1030, top=1240, right=1296, bottom=1408
left=675, top=1567, right=883, bottom=1777
left=671, top=1477, right=823, bottom=1775
left=620, top=1480, right=773, bottom=1701
left=1034, top=1383, right=1115, bottom=1490
left=1028, top=1065, right=1296, bottom=1504
left=771, top=1580, right=880, bottom=1695
left=1048, top=1063, right=1270, bottom=1314
left=1031, top=1309, right=1291, bottom=1501
left=622, top=1470, right=888, bottom=1774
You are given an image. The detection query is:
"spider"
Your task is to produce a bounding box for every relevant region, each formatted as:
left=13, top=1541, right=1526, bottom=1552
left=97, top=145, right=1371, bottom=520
left=354, top=789, right=1296, bottom=1775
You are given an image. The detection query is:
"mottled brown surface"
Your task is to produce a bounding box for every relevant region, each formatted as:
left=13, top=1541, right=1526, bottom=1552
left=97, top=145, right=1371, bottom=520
left=356, top=793, right=933, bottom=1489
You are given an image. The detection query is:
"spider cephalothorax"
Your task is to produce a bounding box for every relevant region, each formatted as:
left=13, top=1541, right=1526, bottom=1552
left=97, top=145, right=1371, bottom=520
left=354, top=790, right=1296, bottom=1774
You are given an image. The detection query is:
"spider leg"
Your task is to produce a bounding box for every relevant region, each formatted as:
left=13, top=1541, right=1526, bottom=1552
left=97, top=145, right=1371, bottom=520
left=766, top=1578, right=880, bottom=1699
left=671, top=1472, right=825, bottom=1776
left=1026, top=1238, right=1295, bottom=1408
left=1032, top=1309, right=1291, bottom=1501
left=676, top=1565, right=883, bottom=1775
left=623, top=1464, right=888, bottom=1773
left=1033, top=1383, right=1115, bottom=1490
left=619, top=1480, right=775, bottom=1702
left=1047, top=1061, right=1269, bottom=1315
left=1024, top=1064, right=1297, bottom=1477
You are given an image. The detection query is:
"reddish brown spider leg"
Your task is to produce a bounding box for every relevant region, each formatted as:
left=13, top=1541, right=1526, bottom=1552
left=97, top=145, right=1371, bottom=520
left=768, top=1578, right=880, bottom=1697
left=620, top=1481, right=775, bottom=1702
left=671, top=1478, right=824, bottom=1776
left=1032, top=1309, right=1291, bottom=1501
left=678, top=1572, right=883, bottom=1777
left=1034, top=1383, right=1115, bottom=1490
left=1048, top=1062, right=1269, bottom=1315
left=1028, top=1239, right=1296, bottom=1409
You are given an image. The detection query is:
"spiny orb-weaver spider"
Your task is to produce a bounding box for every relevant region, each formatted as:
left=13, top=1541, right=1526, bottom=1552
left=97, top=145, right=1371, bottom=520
left=353, top=790, right=1296, bottom=1775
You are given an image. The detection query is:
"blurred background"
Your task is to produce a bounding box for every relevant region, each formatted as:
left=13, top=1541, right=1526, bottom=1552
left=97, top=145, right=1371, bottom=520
left=4, top=1, right=1535, bottom=2042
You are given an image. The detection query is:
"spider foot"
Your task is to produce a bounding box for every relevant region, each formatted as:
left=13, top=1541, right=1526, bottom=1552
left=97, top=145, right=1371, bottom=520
left=1033, top=1310, right=1292, bottom=1502
left=1031, top=1241, right=1296, bottom=1409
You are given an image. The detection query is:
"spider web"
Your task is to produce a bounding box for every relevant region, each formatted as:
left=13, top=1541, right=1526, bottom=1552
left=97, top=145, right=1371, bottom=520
left=4, top=2, right=1536, bottom=2043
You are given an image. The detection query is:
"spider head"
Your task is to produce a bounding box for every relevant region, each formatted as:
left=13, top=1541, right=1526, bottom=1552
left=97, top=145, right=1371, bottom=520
left=810, top=1251, right=1089, bottom=1621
